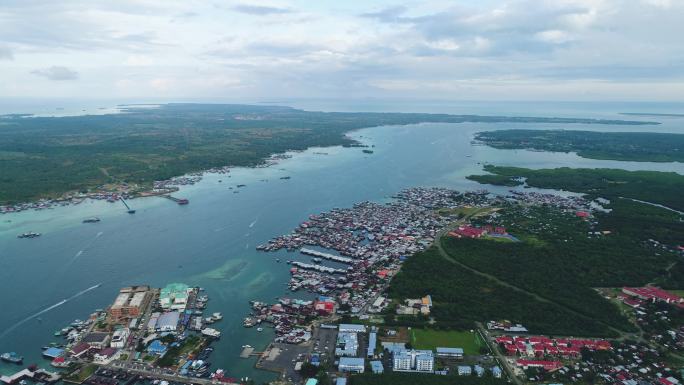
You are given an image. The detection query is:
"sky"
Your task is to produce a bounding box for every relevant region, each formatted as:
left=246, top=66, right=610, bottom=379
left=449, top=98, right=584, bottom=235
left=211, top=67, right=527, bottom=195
left=0, top=0, right=683, bottom=102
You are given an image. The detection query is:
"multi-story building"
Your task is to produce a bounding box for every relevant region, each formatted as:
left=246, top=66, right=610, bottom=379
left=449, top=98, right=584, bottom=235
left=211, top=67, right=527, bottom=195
left=109, top=286, right=150, bottom=321
left=392, top=349, right=434, bottom=373
left=110, top=328, right=130, bottom=348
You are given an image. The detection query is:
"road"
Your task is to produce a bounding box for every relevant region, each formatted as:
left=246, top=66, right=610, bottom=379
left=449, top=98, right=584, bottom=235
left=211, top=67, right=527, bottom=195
left=476, top=322, right=522, bottom=385
left=104, top=361, right=240, bottom=385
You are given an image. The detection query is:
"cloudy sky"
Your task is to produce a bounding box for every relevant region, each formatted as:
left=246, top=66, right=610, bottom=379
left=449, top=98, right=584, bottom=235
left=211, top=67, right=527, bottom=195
left=1, top=0, right=683, bottom=101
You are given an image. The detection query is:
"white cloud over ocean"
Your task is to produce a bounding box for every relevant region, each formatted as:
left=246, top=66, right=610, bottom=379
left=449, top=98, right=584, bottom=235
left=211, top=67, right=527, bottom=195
left=0, top=0, right=682, bottom=101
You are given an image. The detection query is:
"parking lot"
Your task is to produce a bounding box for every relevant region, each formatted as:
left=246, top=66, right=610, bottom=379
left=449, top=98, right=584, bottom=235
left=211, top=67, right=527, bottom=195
left=257, top=342, right=312, bottom=383
left=312, top=327, right=338, bottom=363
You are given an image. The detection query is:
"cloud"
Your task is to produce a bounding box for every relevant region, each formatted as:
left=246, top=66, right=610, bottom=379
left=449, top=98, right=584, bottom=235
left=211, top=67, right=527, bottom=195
left=0, top=46, right=13, bottom=60
left=1, top=0, right=684, bottom=100
left=31, top=66, right=79, bottom=81
left=231, top=4, right=291, bottom=15
left=360, top=6, right=408, bottom=23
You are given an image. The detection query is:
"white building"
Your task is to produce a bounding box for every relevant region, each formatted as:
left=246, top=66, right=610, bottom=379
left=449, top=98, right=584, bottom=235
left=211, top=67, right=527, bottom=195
left=392, top=349, right=434, bottom=373
left=436, top=347, right=464, bottom=359
left=338, top=324, right=366, bottom=333
left=110, top=328, right=130, bottom=348
left=156, top=311, right=180, bottom=332
left=338, top=357, right=365, bottom=373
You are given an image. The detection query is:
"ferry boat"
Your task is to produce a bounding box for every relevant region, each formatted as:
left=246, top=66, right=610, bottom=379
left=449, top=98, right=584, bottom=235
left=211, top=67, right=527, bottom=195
left=201, top=328, right=221, bottom=339
left=1, top=352, right=23, bottom=364
left=17, top=232, right=41, bottom=239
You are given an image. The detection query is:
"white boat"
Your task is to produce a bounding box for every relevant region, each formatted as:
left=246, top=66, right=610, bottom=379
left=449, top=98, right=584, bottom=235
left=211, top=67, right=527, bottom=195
left=201, top=328, right=221, bottom=338
left=211, top=312, right=223, bottom=321
left=257, top=327, right=263, bottom=332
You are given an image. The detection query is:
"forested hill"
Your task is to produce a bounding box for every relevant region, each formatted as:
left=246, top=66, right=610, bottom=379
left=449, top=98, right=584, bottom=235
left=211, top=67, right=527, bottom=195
left=0, top=103, right=657, bottom=204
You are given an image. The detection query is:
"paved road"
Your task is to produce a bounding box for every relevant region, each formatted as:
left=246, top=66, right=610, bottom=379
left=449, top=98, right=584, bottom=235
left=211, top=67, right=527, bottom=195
left=104, top=362, right=240, bottom=385
left=476, top=322, right=522, bottom=385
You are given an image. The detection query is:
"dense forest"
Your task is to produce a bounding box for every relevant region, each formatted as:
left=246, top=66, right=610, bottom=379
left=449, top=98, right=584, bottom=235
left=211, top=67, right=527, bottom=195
left=474, top=129, right=684, bottom=162
left=0, top=104, right=654, bottom=204
left=389, top=247, right=617, bottom=336
left=467, top=165, right=684, bottom=212
left=444, top=203, right=681, bottom=331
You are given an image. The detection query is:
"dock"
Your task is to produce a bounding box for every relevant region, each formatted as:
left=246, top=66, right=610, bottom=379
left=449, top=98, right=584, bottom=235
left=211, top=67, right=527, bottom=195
left=105, top=362, right=239, bottom=385
left=119, top=197, right=136, bottom=214
left=1, top=369, right=61, bottom=385
left=300, top=248, right=353, bottom=264
left=239, top=346, right=264, bottom=358
left=290, top=261, right=347, bottom=275
left=162, top=195, right=189, bottom=205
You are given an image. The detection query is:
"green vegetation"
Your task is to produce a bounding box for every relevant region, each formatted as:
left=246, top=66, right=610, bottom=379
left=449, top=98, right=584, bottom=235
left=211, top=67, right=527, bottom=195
left=63, top=363, right=98, bottom=383
left=468, top=165, right=684, bottom=211
left=0, top=104, right=653, bottom=204
left=410, top=329, right=484, bottom=355
left=350, top=372, right=509, bottom=385
left=465, top=174, right=523, bottom=187
left=156, top=334, right=202, bottom=367
left=389, top=247, right=617, bottom=336
left=474, top=129, right=684, bottom=162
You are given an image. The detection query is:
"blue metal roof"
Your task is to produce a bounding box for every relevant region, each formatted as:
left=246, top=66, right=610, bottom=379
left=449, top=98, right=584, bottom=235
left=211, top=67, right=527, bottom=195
left=43, top=347, right=64, bottom=358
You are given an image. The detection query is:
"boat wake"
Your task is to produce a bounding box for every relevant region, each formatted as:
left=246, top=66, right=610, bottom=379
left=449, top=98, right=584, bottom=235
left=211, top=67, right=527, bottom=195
left=0, top=283, right=102, bottom=340
left=69, top=231, right=104, bottom=264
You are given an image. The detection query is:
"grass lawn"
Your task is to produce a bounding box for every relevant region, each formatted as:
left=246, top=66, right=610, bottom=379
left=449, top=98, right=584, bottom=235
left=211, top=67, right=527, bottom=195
left=64, top=363, right=97, bottom=383
left=409, top=328, right=485, bottom=355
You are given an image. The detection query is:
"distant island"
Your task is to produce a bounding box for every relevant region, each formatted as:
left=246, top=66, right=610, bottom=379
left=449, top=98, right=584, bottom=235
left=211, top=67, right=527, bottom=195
left=620, top=112, right=684, bottom=117
left=0, top=103, right=658, bottom=204
left=474, top=129, right=684, bottom=162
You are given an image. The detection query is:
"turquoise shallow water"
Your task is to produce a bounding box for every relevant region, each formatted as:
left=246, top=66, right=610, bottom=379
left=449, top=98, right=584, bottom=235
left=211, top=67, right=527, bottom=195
left=1, top=102, right=684, bottom=381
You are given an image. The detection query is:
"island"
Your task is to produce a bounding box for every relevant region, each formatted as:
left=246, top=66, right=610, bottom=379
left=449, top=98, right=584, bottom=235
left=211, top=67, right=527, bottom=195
left=0, top=104, right=656, bottom=205
left=473, top=129, right=684, bottom=162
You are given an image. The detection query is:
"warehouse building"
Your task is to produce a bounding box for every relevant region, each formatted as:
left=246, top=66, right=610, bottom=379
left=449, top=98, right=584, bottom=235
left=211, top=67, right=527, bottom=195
left=338, top=357, right=365, bottom=373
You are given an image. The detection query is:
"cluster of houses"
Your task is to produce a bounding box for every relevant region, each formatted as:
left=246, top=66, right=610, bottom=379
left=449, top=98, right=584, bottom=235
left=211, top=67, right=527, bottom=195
left=396, top=295, right=432, bottom=316
left=496, top=335, right=612, bottom=358
left=539, top=341, right=683, bottom=385
left=621, top=287, right=684, bottom=308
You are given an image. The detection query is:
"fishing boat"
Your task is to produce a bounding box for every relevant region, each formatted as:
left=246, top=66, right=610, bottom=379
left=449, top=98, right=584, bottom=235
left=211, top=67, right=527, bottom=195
left=1, top=352, right=23, bottom=364
left=17, top=232, right=41, bottom=239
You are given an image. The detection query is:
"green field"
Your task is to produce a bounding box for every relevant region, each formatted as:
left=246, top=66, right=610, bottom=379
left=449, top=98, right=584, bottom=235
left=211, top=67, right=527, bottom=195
left=410, top=328, right=485, bottom=355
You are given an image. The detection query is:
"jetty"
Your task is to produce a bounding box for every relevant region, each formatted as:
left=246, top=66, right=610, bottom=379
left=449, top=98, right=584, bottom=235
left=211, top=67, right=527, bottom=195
left=290, top=261, right=346, bottom=275
left=162, top=195, right=189, bottom=205
left=300, top=248, right=353, bottom=264
left=1, top=368, right=61, bottom=385
left=119, top=197, right=136, bottom=214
